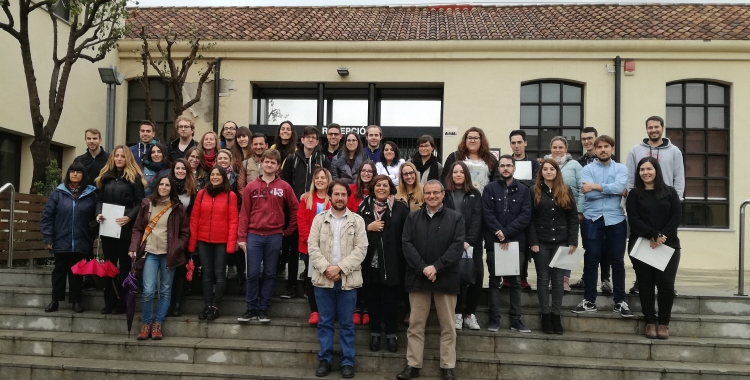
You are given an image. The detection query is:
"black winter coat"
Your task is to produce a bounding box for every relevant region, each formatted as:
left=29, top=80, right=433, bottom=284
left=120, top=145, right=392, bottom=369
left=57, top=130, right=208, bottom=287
left=443, top=189, right=483, bottom=249
left=482, top=179, right=532, bottom=250
left=96, top=170, right=146, bottom=225
left=527, top=184, right=579, bottom=247
left=40, top=185, right=98, bottom=255
left=357, top=197, right=409, bottom=287
left=402, top=205, right=465, bottom=294
left=281, top=146, right=331, bottom=198
left=330, top=150, right=367, bottom=185
left=74, top=149, right=109, bottom=187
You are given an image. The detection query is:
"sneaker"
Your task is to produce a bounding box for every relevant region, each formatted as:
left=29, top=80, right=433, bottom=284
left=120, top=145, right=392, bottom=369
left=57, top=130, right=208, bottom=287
left=520, top=279, right=532, bottom=290
left=259, top=309, right=271, bottom=323
left=500, top=279, right=510, bottom=288
left=572, top=299, right=597, bottom=313
left=629, top=280, right=639, bottom=294
left=464, top=314, right=481, bottom=330
left=238, top=309, right=258, bottom=322
left=511, top=319, right=531, bottom=333
left=487, top=316, right=500, bottom=332
left=614, top=301, right=634, bottom=318
left=570, top=278, right=585, bottom=289
left=601, top=280, right=613, bottom=294
left=353, top=312, right=362, bottom=325
left=455, top=314, right=463, bottom=330
left=280, top=288, right=295, bottom=299
left=227, top=265, right=237, bottom=279
left=362, top=313, right=370, bottom=325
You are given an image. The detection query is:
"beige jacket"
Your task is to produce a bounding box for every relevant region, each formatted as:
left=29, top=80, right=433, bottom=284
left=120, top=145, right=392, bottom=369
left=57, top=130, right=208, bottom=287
left=308, top=209, right=368, bottom=290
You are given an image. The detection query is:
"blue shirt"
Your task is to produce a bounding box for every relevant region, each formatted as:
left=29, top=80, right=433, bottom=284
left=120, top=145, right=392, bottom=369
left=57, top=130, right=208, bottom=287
left=364, top=146, right=381, bottom=162
left=581, top=159, right=628, bottom=225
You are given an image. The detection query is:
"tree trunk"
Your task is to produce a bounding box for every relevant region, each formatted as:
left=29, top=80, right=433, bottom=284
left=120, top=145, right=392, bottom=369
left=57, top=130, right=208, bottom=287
left=30, top=135, right=51, bottom=193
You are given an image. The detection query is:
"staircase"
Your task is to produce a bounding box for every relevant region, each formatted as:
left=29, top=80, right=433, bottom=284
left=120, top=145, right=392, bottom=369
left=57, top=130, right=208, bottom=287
left=0, top=268, right=749, bottom=379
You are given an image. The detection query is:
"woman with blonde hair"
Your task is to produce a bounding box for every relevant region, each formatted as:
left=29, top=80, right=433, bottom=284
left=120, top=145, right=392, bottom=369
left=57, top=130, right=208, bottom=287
left=296, top=167, right=332, bottom=325
left=94, top=145, right=147, bottom=314
left=199, top=131, right=219, bottom=170
left=395, top=162, right=424, bottom=212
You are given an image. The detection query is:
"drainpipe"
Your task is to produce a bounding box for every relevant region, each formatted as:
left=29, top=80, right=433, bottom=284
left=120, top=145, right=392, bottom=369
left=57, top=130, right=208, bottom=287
left=212, top=58, right=222, bottom=134
left=614, top=56, right=622, bottom=161
left=317, top=83, right=325, bottom=126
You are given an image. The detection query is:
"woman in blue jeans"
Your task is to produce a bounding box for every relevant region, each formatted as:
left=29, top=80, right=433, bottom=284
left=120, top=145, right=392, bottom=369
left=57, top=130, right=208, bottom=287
left=129, top=175, right=190, bottom=340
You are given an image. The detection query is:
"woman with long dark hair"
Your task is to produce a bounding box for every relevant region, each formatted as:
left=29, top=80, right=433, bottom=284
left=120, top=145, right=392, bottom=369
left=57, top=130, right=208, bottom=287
left=528, top=158, right=579, bottom=335
left=358, top=175, right=409, bottom=353
left=442, top=127, right=498, bottom=194
left=626, top=157, right=681, bottom=340
left=185, top=147, right=207, bottom=191
left=142, top=143, right=172, bottom=196
left=232, top=126, right=252, bottom=172
left=188, top=165, right=239, bottom=321
left=95, top=145, right=147, bottom=314
left=375, top=141, right=405, bottom=186
left=330, top=133, right=366, bottom=184
left=443, top=161, right=483, bottom=330
left=395, top=162, right=424, bottom=212
left=40, top=162, right=98, bottom=313
left=296, top=168, right=332, bottom=325
left=129, top=175, right=190, bottom=340
left=166, top=158, right=197, bottom=316
left=271, top=120, right=297, bottom=164
left=347, top=160, right=375, bottom=212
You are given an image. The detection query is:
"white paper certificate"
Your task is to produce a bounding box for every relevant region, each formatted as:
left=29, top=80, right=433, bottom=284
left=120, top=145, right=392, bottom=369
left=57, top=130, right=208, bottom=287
left=629, top=237, right=675, bottom=271
left=549, top=246, right=586, bottom=271
left=100, top=203, right=125, bottom=239
left=514, top=161, right=532, bottom=180
left=494, top=242, right=520, bottom=276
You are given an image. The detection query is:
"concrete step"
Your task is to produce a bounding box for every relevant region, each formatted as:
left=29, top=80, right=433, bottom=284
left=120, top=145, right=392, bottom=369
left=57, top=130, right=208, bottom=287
left=1, top=348, right=750, bottom=380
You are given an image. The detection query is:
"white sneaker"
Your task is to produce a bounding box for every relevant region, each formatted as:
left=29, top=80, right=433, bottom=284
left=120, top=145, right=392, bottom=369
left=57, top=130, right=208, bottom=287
left=455, top=314, right=463, bottom=330
left=463, top=314, right=480, bottom=330
left=227, top=265, right=237, bottom=279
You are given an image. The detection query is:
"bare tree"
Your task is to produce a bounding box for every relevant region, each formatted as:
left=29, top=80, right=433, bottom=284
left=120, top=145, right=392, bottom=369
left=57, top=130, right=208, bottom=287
left=0, top=0, right=129, bottom=192
left=135, top=25, right=216, bottom=131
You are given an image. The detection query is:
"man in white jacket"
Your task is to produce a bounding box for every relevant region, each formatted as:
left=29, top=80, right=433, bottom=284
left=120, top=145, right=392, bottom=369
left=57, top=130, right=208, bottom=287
left=625, top=116, right=685, bottom=200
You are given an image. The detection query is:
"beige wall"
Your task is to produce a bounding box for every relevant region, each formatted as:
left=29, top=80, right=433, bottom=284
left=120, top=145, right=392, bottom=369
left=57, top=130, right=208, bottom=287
left=121, top=40, right=750, bottom=269
left=0, top=6, right=120, bottom=192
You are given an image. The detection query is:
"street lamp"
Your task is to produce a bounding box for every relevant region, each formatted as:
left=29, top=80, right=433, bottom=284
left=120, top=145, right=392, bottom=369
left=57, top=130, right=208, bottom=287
left=98, top=65, right=124, bottom=151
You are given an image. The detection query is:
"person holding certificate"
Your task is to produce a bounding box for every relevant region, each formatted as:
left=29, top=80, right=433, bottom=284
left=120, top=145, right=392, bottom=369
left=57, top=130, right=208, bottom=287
left=527, top=159, right=579, bottom=334
left=626, top=157, right=681, bottom=340
left=95, top=145, right=147, bottom=314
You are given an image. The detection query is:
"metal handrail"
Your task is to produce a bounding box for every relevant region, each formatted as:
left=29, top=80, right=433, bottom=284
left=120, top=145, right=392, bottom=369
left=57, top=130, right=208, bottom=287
left=0, top=183, right=15, bottom=268
left=737, top=199, right=750, bottom=296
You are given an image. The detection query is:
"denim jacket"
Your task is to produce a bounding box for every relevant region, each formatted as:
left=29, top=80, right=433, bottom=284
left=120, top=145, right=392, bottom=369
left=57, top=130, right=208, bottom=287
left=581, top=159, right=628, bottom=225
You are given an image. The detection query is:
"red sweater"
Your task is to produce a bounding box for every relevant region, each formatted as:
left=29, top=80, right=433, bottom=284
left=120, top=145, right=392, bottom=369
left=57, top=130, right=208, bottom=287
left=297, top=192, right=331, bottom=254
left=347, top=183, right=368, bottom=212
left=188, top=189, right=238, bottom=253
left=238, top=175, right=299, bottom=242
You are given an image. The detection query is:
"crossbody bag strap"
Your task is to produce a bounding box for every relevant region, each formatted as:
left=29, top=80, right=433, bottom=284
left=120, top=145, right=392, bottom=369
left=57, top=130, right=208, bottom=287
left=141, top=203, right=173, bottom=244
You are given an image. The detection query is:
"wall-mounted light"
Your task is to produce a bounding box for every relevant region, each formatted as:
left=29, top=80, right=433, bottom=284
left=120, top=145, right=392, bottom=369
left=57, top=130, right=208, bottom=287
left=98, top=66, right=124, bottom=85
left=337, top=67, right=349, bottom=77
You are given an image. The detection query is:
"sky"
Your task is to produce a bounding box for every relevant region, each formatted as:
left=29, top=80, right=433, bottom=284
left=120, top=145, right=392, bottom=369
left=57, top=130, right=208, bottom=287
left=133, top=0, right=745, bottom=7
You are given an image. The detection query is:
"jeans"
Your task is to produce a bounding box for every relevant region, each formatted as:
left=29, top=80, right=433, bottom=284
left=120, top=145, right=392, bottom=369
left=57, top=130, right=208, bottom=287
left=582, top=219, right=627, bottom=303
left=315, top=281, right=357, bottom=367
left=487, top=248, right=524, bottom=321
left=197, top=242, right=227, bottom=307
left=245, top=233, right=282, bottom=311
left=365, top=281, right=399, bottom=337
left=51, top=252, right=85, bottom=303
left=566, top=234, right=611, bottom=281
left=456, top=247, right=484, bottom=315
left=101, top=224, right=133, bottom=310
left=141, top=253, right=176, bottom=324
left=532, top=243, right=565, bottom=315
left=633, top=249, right=681, bottom=325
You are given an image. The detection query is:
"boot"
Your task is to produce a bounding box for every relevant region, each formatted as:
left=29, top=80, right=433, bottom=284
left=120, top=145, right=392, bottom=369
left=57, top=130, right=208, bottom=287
left=137, top=323, right=151, bottom=340
left=170, top=274, right=185, bottom=317
left=657, top=325, right=669, bottom=340
left=541, top=313, right=554, bottom=334
left=551, top=314, right=563, bottom=334
left=151, top=322, right=163, bottom=340
left=645, top=324, right=657, bottom=339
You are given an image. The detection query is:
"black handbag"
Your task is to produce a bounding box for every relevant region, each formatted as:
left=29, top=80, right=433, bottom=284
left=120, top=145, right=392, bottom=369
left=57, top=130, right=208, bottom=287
left=459, top=253, right=476, bottom=285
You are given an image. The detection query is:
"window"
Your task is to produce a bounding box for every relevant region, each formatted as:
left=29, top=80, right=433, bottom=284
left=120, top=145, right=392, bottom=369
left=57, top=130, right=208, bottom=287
left=520, top=81, right=584, bottom=159
left=50, top=144, right=64, bottom=169
left=0, top=131, right=22, bottom=190
left=50, top=1, right=70, bottom=22
left=126, top=78, right=174, bottom=145
left=666, top=81, right=729, bottom=228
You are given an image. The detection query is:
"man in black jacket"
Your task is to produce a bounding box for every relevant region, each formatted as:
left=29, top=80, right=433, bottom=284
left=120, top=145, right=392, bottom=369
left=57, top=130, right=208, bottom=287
left=482, top=155, right=532, bottom=334
left=397, top=180, right=464, bottom=380
left=74, top=128, right=109, bottom=186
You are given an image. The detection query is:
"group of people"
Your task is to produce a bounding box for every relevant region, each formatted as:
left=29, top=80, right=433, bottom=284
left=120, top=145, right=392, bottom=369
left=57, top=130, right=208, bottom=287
left=38, top=115, right=685, bottom=380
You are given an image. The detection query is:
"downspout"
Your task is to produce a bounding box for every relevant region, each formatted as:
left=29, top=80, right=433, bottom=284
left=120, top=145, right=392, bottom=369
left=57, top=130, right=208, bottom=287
left=212, top=58, right=222, bottom=134
left=317, top=83, right=325, bottom=126
left=614, top=56, right=622, bottom=161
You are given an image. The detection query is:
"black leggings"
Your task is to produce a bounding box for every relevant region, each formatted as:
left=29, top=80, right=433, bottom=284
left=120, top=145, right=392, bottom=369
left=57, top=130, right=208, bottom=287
left=51, top=252, right=85, bottom=303
left=101, top=224, right=133, bottom=310
left=633, top=249, right=680, bottom=325
left=197, top=242, right=227, bottom=308
left=456, top=247, right=484, bottom=315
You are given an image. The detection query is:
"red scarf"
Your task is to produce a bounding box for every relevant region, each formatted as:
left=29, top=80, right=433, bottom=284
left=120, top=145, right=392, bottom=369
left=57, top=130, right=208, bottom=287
left=203, top=150, right=217, bottom=169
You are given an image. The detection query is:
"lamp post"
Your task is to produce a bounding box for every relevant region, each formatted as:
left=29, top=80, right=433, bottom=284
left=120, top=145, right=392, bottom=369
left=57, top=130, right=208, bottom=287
left=97, top=66, right=124, bottom=151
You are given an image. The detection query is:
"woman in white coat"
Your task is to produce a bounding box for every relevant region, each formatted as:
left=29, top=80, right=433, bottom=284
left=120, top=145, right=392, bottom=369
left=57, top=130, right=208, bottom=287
left=375, top=141, right=405, bottom=186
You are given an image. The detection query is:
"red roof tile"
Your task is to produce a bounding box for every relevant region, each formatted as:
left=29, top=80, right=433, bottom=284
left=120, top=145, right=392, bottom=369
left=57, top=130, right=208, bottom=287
left=125, top=5, right=750, bottom=41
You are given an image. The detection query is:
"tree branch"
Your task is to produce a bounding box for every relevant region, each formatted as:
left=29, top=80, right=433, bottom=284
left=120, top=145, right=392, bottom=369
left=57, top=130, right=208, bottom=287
left=181, top=60, right=216, bottom=111
left=0, top=0, right=20, bottom=40
left=27, top=0, right=54, bottom=13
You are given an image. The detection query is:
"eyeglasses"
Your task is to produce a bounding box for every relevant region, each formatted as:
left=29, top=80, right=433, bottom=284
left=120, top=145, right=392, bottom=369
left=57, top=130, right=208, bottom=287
left=327, top=132, right=341, bottom=136
left=69, top=170, right=83, bottom=174
left=424, top=191, right=443, bottom=196
left=499, top=164, right=515, bottom=169
left=466, top=136, right=481, bottom=141
left=177, top=125, right=192, bottom=130
left=402, top=172, right=416, bottom=177
left=360, top=169, right=374, bottom=174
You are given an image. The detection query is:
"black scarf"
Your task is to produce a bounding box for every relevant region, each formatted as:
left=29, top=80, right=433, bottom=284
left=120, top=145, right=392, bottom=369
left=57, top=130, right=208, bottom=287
left=173, top=177, right=186, bottom=195
left=206, top=186, right=224, bottom=198
left=143, top=159, right=164, bottom=172
left=411, top=152, right=440, bottom=181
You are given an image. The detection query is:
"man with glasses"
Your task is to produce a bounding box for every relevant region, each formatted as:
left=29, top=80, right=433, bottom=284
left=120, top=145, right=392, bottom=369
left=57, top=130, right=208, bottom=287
left=323, top=123, right=342, bottom=162
left=398, top=180, right=464, bottom=380
left=280, top=126, right=330, bottom=298
left=482, top=155, right=532, bottom=334
left=220, top=121, right=238, bottom=150
left=168, top=116, right=198, bottom=162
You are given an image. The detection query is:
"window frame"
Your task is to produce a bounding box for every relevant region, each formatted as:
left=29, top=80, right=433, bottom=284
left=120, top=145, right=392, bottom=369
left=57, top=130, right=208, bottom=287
left=0, top=130, right=22, bottom=191
left=126, top=77, right=175, bottom=145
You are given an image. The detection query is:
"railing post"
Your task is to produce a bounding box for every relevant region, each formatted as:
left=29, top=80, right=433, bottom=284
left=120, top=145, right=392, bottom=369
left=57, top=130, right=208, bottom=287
left=737, top=200, right=750, bottom=296
left=0, top=183, right=15, bottom=269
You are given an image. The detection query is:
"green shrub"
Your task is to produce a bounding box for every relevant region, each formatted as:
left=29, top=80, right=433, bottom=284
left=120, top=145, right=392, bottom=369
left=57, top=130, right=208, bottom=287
left=32, top=159, right=63, bottom=196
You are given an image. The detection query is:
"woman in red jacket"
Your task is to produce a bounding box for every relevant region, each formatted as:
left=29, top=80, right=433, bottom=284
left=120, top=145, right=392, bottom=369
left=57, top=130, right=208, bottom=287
left=188, top=165, right=238, bottom=321
left=297, top=168, right=332, bottom=325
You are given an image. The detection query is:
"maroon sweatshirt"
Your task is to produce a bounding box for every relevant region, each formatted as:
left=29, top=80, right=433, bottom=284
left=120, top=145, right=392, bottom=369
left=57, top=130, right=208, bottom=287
left=238, top=175, right=299, bottom=242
